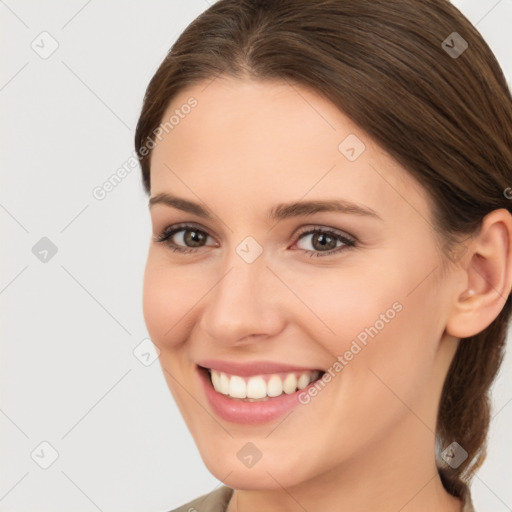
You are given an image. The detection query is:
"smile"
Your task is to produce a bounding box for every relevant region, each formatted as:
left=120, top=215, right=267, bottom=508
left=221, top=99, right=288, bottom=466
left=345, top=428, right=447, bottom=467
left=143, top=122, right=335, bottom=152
left=208, top=368, right=323, bottom=401
left=197, top=365, right=327, bottom=424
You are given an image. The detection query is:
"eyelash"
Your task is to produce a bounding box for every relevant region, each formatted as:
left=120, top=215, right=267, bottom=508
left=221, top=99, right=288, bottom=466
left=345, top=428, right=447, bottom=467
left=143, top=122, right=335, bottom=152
left=153, top=222, right=357, bottom=258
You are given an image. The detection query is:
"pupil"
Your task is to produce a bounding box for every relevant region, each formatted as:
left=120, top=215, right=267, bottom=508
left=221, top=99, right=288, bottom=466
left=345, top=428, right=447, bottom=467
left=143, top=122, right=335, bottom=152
left=314, top=233, right=336, bottom=250
left=185, top=230, right=204, bottom=246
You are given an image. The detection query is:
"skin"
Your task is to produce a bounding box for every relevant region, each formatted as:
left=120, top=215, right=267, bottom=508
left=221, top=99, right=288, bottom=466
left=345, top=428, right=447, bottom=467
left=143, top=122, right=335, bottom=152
left=143, top=76, right=512, bottom=512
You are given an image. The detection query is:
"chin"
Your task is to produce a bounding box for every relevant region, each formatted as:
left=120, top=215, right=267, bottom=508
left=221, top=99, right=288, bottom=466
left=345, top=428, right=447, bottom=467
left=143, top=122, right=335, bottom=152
left=201, top=451, right=308, bottom=491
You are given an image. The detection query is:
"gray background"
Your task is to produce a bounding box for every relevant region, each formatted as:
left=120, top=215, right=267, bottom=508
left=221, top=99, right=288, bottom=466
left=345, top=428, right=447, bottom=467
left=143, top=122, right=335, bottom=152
left=1, top=1, right=511, bottom=511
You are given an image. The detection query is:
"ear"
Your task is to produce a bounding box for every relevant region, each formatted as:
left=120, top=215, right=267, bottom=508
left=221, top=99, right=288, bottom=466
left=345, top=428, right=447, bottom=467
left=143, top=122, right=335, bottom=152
left=445, top=208, right=512, bottom=339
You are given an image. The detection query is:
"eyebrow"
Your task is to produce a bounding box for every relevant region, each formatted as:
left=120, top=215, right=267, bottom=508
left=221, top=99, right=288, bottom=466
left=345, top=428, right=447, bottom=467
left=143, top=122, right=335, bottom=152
left=148, top=192, right=382, bottom=222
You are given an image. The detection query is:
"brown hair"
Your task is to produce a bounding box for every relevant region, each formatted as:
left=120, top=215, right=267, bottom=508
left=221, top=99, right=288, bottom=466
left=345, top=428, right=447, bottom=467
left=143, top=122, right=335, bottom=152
left=134, top=0, right=512, bottom=501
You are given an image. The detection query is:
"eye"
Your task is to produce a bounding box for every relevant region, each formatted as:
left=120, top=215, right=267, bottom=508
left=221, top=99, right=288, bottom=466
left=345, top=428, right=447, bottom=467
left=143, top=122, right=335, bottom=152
left=154, top=223, right=357, bottom=257
left=292, top=227, right=356, bottom=257
left=153, top=223, right=217, bottom=253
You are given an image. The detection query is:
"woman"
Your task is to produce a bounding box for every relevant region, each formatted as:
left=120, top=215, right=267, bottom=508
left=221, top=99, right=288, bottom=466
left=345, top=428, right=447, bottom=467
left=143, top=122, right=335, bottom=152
left=134, top=0, right=512, bottom=510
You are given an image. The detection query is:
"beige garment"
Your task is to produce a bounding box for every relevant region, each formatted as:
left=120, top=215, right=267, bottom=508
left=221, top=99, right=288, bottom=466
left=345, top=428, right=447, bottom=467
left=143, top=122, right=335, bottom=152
left=169, top=485, right=233, bottom=512
left=169, top=484, right=476, bottom=512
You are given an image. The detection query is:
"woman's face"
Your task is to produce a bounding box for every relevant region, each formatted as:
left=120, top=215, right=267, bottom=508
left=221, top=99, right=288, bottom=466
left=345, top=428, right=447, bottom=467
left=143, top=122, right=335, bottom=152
left=143, top=76, right=460, bottom=490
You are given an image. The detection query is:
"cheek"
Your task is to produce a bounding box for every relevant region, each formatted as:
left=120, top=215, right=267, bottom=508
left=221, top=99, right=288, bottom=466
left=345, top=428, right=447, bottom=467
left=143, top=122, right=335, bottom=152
left=278, top=263, right=402, bottom=355
left=285, top=253, right=440, bottom=394
left=142, top=254, right=197, bottom=348
left=324, top=261, right=443, bottom=415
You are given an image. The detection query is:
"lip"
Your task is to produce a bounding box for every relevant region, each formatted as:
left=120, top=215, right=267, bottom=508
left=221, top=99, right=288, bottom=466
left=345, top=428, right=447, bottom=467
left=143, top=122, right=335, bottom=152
left=196, top=365, right=324, bottom=424
left=196, top=359, right=323, bottom=377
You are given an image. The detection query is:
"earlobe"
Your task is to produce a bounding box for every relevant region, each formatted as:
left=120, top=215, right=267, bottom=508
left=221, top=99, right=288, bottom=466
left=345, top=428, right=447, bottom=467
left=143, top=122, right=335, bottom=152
left=445, top=208, right=512, bottom=339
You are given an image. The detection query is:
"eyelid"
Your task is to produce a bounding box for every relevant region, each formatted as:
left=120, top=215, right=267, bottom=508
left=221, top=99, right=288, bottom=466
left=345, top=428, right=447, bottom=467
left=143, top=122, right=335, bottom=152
left=294, top=224, right=356, bottom=241
left=154, top=222, right=355, bottom=241
left=153, top=222, right=218, bottom=244
left=290, top=226, right=357, bottom=256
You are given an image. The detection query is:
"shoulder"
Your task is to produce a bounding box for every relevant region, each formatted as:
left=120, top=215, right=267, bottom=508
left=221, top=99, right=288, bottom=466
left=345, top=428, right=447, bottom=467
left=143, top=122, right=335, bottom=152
left=167, top=485, right=475, bottom=511
left=167, top=485, right=234, bottom=512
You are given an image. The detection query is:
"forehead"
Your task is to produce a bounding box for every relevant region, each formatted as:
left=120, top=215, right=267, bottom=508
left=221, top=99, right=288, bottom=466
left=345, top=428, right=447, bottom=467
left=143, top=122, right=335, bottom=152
left=149, top=76, right=432, bottom=227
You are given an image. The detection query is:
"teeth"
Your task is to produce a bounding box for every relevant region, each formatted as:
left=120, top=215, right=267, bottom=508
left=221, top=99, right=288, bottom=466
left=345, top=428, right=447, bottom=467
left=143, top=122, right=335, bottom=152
left=209, top=369, right=321, bottom=399
left=247, top=376, right=267, bottom=399
left=229, top=376, right=246, bottom=399
left=282, top=373, right=297, bottom=394
left=267, top=375, right=283, bottom=397
left=297, top=373, right=311, bottom=390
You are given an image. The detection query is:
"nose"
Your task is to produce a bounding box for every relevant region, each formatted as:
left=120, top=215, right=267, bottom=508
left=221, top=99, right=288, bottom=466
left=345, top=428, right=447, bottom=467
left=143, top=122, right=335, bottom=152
left=198, top=247, right=286, bottom=347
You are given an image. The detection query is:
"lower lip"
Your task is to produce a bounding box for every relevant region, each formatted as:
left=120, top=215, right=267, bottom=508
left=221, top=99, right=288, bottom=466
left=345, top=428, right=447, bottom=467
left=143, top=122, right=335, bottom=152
left=197, top=365, right=322, bottom=424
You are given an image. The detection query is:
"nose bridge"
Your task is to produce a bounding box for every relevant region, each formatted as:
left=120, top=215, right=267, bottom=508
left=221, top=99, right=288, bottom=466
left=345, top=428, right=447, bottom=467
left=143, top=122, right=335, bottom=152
left=200, top=239, right=284, bottom=344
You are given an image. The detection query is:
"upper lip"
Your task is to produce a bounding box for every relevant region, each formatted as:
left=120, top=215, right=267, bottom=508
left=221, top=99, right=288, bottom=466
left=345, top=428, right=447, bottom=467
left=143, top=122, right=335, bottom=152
left=197, top=359, right=324, bottom=377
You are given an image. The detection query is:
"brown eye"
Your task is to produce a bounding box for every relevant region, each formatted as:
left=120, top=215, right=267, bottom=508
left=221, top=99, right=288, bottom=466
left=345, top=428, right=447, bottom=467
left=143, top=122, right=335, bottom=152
left=180, top=229, right=208, bottom=247
left=294, top=228, right=356, bottom=257
left=154, top=224, right=216, bottom=253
